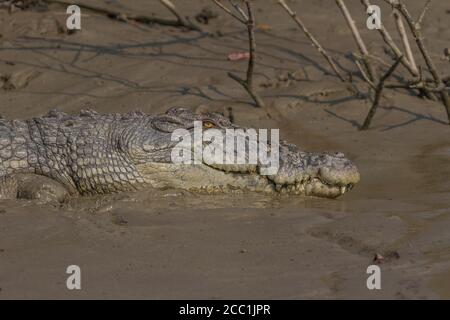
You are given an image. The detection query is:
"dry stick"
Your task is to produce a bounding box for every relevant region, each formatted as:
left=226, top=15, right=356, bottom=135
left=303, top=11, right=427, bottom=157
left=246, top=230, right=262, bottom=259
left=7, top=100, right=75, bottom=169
left=211, top=0, right=246, bottom=23
left=360, top=55, right=403, bottom=130
left=159, top=0, right=189, bottom=26
left=243, top=1, right=255, bottom=89
left=336, top=0, right=377, bottom=82
left=385, top=66, right=449, bottom=91
left=386, top=83, right=450, bottom=93
left=384, top=0, right=450, bottom=123
left=213, top=0, right=266, bottom=109
left=43, top=0, right=203, bottom=32
left=365, top=54, right=390, bottom=68
left=417, top=0, right=433, bottom=27
left=354, top=57, right=376, bottom=89
left=360, top=0, right=436, bottom=100
left=354, top=48, right=435, bottom=105
left=360, top=0, right=413, bottom=72
left=229, top=0, right=249, bottom=21
left=393, top=9, right=418, bottom=74
left=232, top=1, right=266, bottom=108
left=354, top=53, right=394, bottom=104
left=277, top=0, right=347, bottom=82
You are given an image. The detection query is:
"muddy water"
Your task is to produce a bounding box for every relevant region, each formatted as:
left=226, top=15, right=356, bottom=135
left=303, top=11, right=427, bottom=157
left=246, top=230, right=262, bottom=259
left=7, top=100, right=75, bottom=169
left=1, top=134, right=449, bottom=299
left=0, top=135, right=449, bottom=299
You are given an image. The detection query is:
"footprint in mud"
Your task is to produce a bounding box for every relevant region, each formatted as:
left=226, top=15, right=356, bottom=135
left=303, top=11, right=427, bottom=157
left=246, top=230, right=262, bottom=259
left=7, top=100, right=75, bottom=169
left=306, top=211, right=407, bottom=264
left=308, top=227, right=400, bottom=264
left=432, top=146, right=450, bottom=157
left=308, top=228, right=374, bottom=257
left=1, top=69, right=41, bottom=90
left=108, top=209, right=176, bottom=228
left=111, top=213, right=128, bottom=226
left=415, top=144, right=450, bottom=192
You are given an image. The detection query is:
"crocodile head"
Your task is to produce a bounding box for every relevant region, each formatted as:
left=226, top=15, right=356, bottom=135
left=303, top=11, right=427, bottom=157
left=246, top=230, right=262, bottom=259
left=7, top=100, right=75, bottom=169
left=126, top=107, right=360, bottom=198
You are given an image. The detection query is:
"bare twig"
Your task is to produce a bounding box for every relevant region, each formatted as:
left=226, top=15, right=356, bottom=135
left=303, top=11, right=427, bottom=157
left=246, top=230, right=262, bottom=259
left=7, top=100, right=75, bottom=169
left=386, top=83, right=450, bottom=92
left=393, top=9, right=418, bottom=74
left=277, top=0, right=347, bottom=82
left=158, top=0, right=198, bottom=30
left=43, top=0, right=203, bottom=32
left=417, top=0, right=433, bottom=26
left=361, top=0, right=437, bottom=100
left=336, top=0, right=377, bottom=82
left=365, top=54, right=390, bottom=68
left=212, top=0, right=246, bottom=23
left=386, top=66, right=447, bottom=92
left=228, top=72, right=266, bottom=108
left=354, top=56, right=376, bottom=89
left=384, top=0, right=450, bottom=123
left=213, top=0, right=266, bottom=109
left=229, top=0, right=249, bottom=21
left=243, top=1, right=255, bottom=89
left=360, top=1, right=412, bottom=71
left=362, top=0, right=437, bottom=100
left=360, top=55, right=404, bottom=130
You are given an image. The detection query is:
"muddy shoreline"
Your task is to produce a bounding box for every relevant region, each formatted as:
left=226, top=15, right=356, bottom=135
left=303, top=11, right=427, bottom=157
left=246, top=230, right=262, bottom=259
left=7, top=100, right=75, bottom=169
left=0, top=0, right=449, bottom=299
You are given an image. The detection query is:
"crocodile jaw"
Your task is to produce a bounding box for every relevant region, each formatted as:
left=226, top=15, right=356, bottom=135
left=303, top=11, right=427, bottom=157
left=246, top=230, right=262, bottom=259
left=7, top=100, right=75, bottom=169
left=135, top=162, right=359, bottom=198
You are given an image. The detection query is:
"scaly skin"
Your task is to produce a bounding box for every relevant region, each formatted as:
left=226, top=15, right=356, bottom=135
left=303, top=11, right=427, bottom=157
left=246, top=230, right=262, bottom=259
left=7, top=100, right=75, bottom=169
left=0, top=108, right=360, bottom=201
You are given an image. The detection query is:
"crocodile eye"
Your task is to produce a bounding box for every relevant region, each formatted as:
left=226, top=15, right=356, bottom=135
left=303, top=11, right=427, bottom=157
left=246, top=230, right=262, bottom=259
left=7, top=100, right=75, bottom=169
left=203, top=121, right=216, bottom=129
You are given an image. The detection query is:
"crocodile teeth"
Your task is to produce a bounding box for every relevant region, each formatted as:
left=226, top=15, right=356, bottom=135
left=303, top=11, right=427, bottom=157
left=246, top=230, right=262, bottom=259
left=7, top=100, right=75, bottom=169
left=340, top=186, right=346, bottom=194
left=295, top=183, right=305, bottom=193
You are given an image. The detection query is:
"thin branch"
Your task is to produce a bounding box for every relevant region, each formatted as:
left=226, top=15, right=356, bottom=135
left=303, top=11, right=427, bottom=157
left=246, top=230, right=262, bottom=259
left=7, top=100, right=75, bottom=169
left=361, top=0, right=413, bottom=72
left=228, top=72, right=266, bottom=108
left=366, top=54, right=390, bottom=68
left=244, top=0, right=255, bottom=88
left=158, top=0, right=196, bottom=29
left=383, top=0, right=450, bottom=123
left=212, top=0, right=266, bottom=109
left=212, top=0, right=246, bottom=23
left=159, top=0, right=184, bottom=22
left=354, top=56, right=376, bottom=89
left=386, top=83, right=450, bottom=92
left=360, top=55, right=404, bottom=130
left=43, top=0, right=203, bottom=32
left=386, top=67, right=449, bottom=92
left=360, top=0, right=436, bottom=101
left=393, top=9, right=418, bottom=74
left=417, top=0, right=432, bottom=26
left=336, top=0, right=377, bottom=82
left=277, top=0, right=347, bottom=83
left=229, top=0, right=248, bottom=21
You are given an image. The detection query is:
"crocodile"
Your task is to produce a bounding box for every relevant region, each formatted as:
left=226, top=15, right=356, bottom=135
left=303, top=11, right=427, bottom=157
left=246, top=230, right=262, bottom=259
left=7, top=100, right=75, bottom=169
left=0, top=107, right=360, bottom=202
